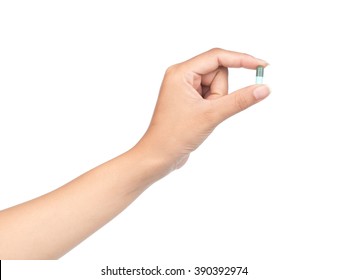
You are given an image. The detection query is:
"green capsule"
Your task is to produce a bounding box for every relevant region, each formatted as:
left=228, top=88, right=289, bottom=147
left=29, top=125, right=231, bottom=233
left=256, top=65, right=264, bottom=84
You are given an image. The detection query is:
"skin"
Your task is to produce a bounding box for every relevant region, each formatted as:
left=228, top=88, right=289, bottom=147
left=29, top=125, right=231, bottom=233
left=0, top=48, right=270, bottom=259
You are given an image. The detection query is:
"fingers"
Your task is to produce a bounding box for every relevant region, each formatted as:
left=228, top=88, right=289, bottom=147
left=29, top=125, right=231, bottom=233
left=212, top=85, right=271, bottom=123
left=183, top=48, right=268, bottom=75
left=202, top=66, right=228, bottom=99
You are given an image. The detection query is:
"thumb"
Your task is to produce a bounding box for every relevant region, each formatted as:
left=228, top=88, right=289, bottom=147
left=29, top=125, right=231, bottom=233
left=212, top=84, right=271, bottom=123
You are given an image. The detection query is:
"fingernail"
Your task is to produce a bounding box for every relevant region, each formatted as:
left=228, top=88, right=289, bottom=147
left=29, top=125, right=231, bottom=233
left=257, top=58, right=270, bottom=66
left=253, top=85, right=271, bottom=100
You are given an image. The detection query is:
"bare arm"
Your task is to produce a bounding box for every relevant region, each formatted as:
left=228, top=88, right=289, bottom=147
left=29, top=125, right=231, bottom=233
left=0, top=48, right=270, bottom=259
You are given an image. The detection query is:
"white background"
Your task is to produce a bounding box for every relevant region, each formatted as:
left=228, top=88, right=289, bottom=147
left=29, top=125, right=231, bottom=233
left=1, top=0, right=346, bottom=279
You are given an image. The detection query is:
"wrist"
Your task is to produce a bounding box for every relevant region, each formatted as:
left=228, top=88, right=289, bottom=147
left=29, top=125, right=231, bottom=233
left=127, top=143, right=173, bottom=186
left=131, top=135, right=187, bottom=180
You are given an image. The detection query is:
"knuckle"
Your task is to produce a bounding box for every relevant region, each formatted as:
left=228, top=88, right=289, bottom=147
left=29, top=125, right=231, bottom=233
left=218, top=66, right=228, bottom=76
left=209, top=47, right=224, bottom=53
left=165, top=64, right=178, bottom=75
left=164, top=66, right=177, bottom=82
left=165, top=63, right=183, bottom=79
left=233, top=93, right=249, bottom=112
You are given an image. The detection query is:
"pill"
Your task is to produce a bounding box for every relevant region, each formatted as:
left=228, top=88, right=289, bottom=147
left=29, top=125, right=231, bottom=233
left=256, top=65, right=264, bottom=84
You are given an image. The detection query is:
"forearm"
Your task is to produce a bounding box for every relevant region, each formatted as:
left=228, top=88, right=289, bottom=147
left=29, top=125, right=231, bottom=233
left=0, top=144, right=170, bottom=259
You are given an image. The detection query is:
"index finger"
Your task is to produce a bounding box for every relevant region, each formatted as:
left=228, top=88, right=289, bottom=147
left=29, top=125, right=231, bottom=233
left=182, top=48, right=268, bottom=75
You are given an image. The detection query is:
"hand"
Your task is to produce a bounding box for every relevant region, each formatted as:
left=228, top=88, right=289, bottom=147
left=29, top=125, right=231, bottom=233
left=137, top=48, right=270, bottom=171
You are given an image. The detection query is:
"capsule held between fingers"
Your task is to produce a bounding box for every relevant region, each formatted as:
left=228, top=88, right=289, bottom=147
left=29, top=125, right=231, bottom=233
left=256, top=65, right=264, bottom=84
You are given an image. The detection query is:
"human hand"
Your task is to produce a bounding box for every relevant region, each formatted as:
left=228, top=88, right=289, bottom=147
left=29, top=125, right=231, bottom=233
left=136, top=48, right=270, bottom=171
